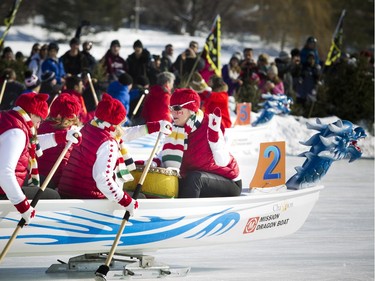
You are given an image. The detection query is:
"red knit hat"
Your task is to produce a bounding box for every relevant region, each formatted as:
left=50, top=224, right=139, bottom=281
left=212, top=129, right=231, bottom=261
left=170, top=88, right=200, bottom=112
left=95, top=93, right=126, bottom=125
left=15, top=93, right=49, bottom=119
left=49, top=93, right=81, bottom=119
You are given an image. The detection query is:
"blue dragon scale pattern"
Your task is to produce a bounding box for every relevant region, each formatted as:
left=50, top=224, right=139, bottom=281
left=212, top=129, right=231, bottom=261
left=286, top=118, right=366, bottom=190
left=252, top=93, right=292, bottom=127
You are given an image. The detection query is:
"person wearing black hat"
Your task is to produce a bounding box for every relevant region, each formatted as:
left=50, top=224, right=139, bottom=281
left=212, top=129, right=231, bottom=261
left=41, top=42, right=66, bottom=85
left=126, top=39, right=151, bottom=83
left=100, top=39, right=127, bottom=83
left=39, top=70, right=61, bottom=105
left=60, top=37, right=86, bottom=76
left=107, top=72, right=133, bottom=122
left=300, top=36, right=321, bottom=67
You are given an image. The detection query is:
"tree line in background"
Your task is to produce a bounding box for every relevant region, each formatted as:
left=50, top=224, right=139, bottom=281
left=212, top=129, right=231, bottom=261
left=0, top=0, right=373, bottom=57
left=0, top=0, right=374, bottom=131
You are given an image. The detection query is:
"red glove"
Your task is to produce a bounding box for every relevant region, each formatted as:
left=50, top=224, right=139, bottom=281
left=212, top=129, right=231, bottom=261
left=118, top=193, right=138, bottom=217
left=147, top=120, right=172, bottom=135
left=55, top=127, right=82, bottom=145
left=208, top=107, right=222, bottom=143
left=14, top=198, right=35, bottom=225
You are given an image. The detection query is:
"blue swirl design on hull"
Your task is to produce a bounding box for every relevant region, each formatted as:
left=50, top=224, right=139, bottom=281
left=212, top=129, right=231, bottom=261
left=0, top=208, right=240, bottom=247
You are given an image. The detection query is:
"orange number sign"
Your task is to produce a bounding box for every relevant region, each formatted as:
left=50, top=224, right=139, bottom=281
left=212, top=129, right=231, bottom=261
left=250, top=141, right=285, bottom=189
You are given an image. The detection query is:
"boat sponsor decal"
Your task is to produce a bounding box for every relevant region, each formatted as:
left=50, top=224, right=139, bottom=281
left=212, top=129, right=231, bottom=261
left=243, top=213, right=290, bottom=234
left=0, top=207, right=240, bottom=247
left=273, top=201, right=294, bottom=212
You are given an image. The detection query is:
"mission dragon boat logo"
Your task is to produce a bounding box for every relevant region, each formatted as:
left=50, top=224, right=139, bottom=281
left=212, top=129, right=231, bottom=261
left=243, top=213, right=290, bottom=234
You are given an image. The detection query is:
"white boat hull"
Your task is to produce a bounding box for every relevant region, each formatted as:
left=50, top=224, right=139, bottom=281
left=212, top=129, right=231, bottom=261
left=0, top=185, right=323, bottom=257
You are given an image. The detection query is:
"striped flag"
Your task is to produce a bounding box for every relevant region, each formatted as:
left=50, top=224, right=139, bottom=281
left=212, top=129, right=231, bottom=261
left=325, top=10, right=346, bottom=66
left=204, top=15, right=221, bottom=76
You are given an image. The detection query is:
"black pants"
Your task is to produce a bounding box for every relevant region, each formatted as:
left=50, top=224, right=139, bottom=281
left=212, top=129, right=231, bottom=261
left=0, top=186, right=60, bottom=200
left=178, top=171, right=242, bottom=198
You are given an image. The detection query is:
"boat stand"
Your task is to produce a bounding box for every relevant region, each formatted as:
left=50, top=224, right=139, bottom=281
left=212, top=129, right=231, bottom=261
left=46, top=253, right=191, bottom=279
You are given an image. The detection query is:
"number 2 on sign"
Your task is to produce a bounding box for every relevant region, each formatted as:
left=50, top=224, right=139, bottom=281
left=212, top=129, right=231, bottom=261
left=263, top=145, right=281, bottom=180
left=250, top=141, right=285, bottom=188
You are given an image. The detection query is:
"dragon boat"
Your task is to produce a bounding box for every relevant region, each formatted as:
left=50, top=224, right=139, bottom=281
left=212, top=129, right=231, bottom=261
left=0, top=118, right=366, bottom=278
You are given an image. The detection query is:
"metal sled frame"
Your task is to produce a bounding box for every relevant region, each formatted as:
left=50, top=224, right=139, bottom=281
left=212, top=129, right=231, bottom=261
left=46, top=252, right=190, bottom=279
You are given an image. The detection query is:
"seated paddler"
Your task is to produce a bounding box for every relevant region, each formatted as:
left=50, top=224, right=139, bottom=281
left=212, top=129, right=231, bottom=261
left=57, top=93, right=172, bottom=215
left=143, top=88, right=242, bottom=198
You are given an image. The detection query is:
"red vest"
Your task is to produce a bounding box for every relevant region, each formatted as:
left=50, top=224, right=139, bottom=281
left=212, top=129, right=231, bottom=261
left=58, top=124, right=112, bottom=198
left=181, top=115, right=239, bottom=180
left=0, top=111, right=30, bottom=194
left=37, top=120, right=73, bottom=187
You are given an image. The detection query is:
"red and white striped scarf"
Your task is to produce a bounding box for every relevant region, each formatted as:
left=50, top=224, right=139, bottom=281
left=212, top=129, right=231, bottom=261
left=13, top=106, right=43, bottom=186
left=90, top=117, right=135, bottom=183
left=161, top=109, right=204, bottom=169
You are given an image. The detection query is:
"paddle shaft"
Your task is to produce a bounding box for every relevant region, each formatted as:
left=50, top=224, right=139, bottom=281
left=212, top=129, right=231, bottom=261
left=101, top=132, right=163, bottom=268
left=0, top=140, right=74, bottom=263
left=87, top=73, right=99, bottom=106
left=0, top=78, right=8, bottom=104
left=132, top=93, right=146, bottom=117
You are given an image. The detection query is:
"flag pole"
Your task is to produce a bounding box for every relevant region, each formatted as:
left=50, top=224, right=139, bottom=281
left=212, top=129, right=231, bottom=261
left=184, top=15, right=221, bottom=87
left=325, top=9, right=346, bottom=66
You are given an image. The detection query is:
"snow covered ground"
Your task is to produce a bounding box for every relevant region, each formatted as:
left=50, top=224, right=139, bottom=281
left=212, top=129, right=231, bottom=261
left=0, top=24, right=374, bottom=280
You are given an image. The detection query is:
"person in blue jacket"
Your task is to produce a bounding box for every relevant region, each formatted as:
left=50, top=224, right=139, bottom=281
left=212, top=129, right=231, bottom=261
left=41, top=42, right=66, bottom=85
left=107, top=72, right=133, bottom=121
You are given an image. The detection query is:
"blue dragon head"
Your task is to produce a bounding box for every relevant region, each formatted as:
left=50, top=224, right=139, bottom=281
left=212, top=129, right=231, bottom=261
left=286, top=118, right=366, bottom=190
left=252, top=93, right=292, bottom=127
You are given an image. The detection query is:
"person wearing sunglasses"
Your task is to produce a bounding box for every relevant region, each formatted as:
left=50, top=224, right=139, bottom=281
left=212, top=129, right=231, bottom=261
left=155, top=88, right=242, bottom=198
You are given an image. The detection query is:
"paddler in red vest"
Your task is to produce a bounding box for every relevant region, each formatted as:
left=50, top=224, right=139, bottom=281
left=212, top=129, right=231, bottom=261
left=158, top=88, right=242, bottom=197
left=38, top=93, right=82, bottom=189
left=58, top=93, right=172, bottom=216
left=0, top=93, right=82, bottom=225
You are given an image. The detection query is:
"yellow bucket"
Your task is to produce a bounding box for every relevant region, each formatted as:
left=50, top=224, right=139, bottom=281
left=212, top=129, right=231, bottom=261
left=124, top=166, right=179, bottom=198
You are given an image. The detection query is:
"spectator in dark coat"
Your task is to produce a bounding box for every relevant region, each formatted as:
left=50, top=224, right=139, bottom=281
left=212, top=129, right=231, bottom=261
left=0, top=68, right=25, bottom=110
left=160, top=44, right=174, bottom=72
left=60, top=37, right=86, bottom=76
left=100, top=39, right=127, bottom=83
left=126, top=40, right=151, bottom=83
left=81, top=41, right=97, bottom=73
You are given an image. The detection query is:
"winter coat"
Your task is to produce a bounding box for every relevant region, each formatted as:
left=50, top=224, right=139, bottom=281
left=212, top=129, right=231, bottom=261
left=37, top=120, right=73, bottom=188
left=0, top=110, right=30, bottom=194
left=60, top=50, right=86, bottom=76
left=107, top=81, right=131, bottom=114
left=222, top=64, right=241, bottom=96
left=180, top=115, right=239, bottom=180
left=126, top=49, right=151, bottom=82
left=200, top=91, right=232, bottom=128
left=41, top=57, right=66, bottom=84
left=141, top=84, right=171, bottom=123
left=101, top=50, right=127, bottom=82
left=58, top=124, right=111, bottom=199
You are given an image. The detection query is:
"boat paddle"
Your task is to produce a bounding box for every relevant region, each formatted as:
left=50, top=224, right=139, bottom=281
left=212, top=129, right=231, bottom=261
left=95, top=132, right=163, bottom=281
left=130, top=88, right=149, bottom=123
left=87, top=72, right=99, bottom=106
left=0, top=139, right=75, bottom=263
left=0, top=74, right=9, bottom=105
